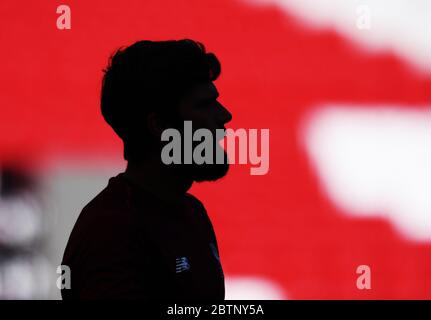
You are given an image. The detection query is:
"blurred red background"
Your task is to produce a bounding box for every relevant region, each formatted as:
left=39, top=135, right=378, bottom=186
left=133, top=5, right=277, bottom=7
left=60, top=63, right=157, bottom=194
left=1, top=0, right=431, bottom=299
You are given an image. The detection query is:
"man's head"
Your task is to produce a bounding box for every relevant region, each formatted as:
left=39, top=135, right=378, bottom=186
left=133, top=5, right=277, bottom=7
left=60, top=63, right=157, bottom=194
left=101, top=39, right=232, bottom=182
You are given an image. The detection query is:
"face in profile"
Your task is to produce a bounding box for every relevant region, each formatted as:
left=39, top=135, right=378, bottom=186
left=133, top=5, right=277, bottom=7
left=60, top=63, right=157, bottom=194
left=170, top=81, right=233, bottom=182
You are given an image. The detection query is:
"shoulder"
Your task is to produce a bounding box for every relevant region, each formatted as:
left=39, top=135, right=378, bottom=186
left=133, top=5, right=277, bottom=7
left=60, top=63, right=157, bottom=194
left=63, top=174, right=140, bottom=263
left=79, top=175, right=135, bottom=234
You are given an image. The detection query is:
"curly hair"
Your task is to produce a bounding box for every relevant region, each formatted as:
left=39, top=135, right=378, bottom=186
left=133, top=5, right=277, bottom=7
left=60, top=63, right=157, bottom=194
left=100, top=39, right=221, bottom=161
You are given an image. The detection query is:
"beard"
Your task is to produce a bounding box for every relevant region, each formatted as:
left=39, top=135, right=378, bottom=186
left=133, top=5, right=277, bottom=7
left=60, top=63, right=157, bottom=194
left=179, top=142, right=229, bottom=182
left=191, top=154, right=229, bottom=182
left=159, top=119, right=231, bottom=183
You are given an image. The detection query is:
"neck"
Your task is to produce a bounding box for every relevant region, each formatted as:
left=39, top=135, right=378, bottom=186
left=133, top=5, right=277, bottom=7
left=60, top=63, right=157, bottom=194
left=123, top=154, right=193, bottom=203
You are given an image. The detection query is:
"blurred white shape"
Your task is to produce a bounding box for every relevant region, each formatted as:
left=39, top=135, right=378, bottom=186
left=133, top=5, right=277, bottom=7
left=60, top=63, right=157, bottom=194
left=303, top=105, right=431, bottom=241
left=2, top=259, right=34, bottom=299
left=0, top=193, right=43, bottom=246
left=0, top=256, right=52, bottom=299
left=225, top=275, right=287, bottom=299
left=247, top=0, right=431, bottom=71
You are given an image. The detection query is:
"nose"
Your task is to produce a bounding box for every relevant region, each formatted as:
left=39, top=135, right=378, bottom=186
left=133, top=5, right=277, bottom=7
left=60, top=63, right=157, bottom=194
left=218, top=103, right=232, bottom=125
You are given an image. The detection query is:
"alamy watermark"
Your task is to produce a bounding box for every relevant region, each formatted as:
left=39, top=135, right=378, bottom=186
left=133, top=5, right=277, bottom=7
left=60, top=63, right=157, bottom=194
left=356, top=264, right=371, bottom=290
left=356, top=4, right=371, bottom=30
left=56, top=265, right=71, bottom=290
left=161, top=121, right=270, bottom=175
left=56, top=4, right=71, bottom=30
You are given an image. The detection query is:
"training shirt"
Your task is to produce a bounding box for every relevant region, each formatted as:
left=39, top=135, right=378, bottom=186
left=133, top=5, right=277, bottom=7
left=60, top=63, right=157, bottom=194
left=61, top=173, right=225, bottom=300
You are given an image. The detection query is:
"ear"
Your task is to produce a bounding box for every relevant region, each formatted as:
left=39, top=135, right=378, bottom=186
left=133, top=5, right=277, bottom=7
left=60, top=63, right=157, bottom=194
left=146, top=112, right=167, bottom=138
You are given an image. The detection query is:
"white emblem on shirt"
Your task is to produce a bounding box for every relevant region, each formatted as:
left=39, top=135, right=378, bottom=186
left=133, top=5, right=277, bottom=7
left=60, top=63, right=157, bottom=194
left=175, top=257, right=191, bottom=273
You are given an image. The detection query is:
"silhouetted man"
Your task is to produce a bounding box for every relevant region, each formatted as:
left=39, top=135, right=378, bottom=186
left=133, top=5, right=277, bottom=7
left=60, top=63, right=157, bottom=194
left=61, top=39, right=232, bottom=300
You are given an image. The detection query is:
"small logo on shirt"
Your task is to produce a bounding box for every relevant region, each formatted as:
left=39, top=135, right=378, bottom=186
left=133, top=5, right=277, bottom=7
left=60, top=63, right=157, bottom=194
left=175, top=257, right=191, bottom=273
